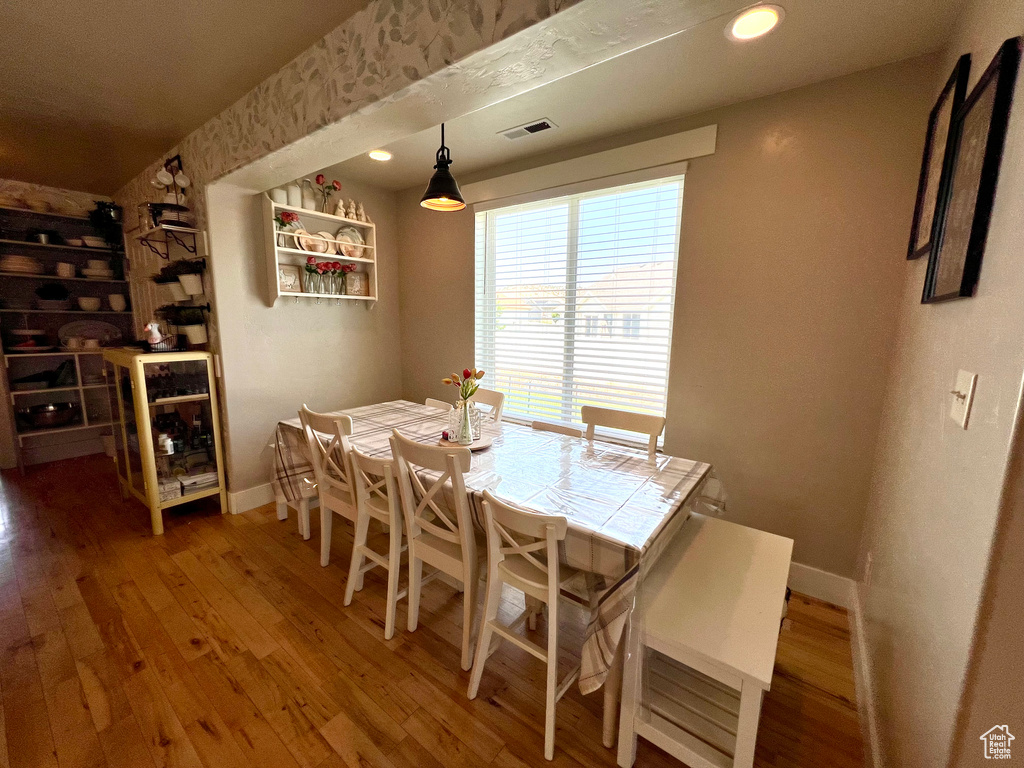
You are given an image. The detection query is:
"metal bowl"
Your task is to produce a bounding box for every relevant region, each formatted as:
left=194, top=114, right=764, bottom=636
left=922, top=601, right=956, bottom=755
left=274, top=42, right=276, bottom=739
left=16, top=402, right=79, bottom=430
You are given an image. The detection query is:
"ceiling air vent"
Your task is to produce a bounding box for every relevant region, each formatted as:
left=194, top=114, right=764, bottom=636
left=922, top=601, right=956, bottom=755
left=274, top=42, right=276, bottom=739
left=499, top=118, right=558, bottom=140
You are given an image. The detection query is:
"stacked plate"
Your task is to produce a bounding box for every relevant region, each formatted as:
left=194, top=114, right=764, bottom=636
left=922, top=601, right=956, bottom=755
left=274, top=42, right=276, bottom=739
left=1, top=254, right=44, bottom=274
left=83, top=259, right=113, bottom=279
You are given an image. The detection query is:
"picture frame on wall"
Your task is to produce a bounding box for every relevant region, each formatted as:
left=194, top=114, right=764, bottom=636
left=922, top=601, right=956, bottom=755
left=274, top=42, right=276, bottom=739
left=906, top=54, right=970, bottom=260
left=278, top=264, right=303, bottom=294
left=923, top=37, right=1021, bottom=303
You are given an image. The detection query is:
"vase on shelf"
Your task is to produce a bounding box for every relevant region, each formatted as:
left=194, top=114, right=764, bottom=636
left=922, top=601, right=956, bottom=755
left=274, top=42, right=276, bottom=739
left=304, top=270, right=321, bottom=294
left=301, top=180, right=317, bottom=211
left=277, top=223, right=302, bottom=248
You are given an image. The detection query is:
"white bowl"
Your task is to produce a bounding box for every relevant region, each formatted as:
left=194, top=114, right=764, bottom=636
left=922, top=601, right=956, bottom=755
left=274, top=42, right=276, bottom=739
left=86, top=259, right=109, bottom=269
left=81, top=236, right=106, bottom=248
left=77, top=298, right=101, bottom=311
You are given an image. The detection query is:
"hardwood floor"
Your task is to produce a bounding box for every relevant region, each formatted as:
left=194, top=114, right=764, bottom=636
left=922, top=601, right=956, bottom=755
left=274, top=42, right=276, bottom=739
left=0, top=455, right=864, bottom=768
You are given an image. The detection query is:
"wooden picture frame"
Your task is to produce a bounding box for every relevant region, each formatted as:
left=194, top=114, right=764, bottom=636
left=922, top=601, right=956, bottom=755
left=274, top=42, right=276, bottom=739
left=923, top=38, right=1021, bottom=303
left=278, top=264, right=302, bottom=294
left=906, top=54, right=970, bottom=260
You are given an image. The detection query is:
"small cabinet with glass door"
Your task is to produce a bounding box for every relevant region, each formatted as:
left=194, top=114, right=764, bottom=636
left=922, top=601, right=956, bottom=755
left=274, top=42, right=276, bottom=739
left=103, top=349, right=226, bottom=534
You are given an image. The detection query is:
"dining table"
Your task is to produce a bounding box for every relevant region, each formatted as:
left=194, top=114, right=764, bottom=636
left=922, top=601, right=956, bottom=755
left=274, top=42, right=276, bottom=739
left=271, top=400, right=726, bottom=740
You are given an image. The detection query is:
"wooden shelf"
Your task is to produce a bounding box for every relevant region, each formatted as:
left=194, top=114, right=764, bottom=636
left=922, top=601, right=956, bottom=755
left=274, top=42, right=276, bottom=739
left=11, top=384, right=107, bottom=397
left=5, top=350, right=105, bottom=359
left=17, top=421, right=112, bottom=439
left=279, top=292, right=374, bottom=301
left=270, top=201, right=373, bottom=228
left=0, top=308, right=132, bottom=315
left=264, top=196, right=377, bottom=305
left=137, top=224, right=201, bottom=239
left=276, top=245, right=374, bottom=263
left=0, top=271, right=127, bottom=284
left=0, top=238, right=117, bottom=253
left=160, top=485, right=222, bottom=509
left=0, top=205, right=89, bottom=221
left=149, top=393, right=210, bottom=406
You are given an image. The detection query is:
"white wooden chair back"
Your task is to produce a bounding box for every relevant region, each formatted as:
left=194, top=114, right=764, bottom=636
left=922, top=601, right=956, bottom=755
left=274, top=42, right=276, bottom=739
left=299, top=405, right=354, bottom=496
left=471, top=388, right=505, bottom=421
left=390, top=430, right=473, bottom=547
left=349, top=445, right=398, bottom=520
left=531, top=420, right=583, bottom=438
left=481, top=490, right=566, bottom=593
left=580, top=405, right=666, bottom=460
left=425, top=398, right=453, bottom=412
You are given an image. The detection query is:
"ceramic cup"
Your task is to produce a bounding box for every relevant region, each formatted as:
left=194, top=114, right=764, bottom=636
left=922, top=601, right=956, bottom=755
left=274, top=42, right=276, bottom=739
left=55, top=262, right=75, bottom=278
left=107, top=294, right=127, bottom=312
left=82, top=338, right=100, bottom=349
left=66, top=337, right=83, bottom=350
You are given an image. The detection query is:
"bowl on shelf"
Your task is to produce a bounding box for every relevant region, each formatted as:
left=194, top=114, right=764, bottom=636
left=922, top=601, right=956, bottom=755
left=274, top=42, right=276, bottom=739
left=56, top=262, right=76, bottom=278
left=81, top=236, right=107, bottom=249
left=65, top=238, right=84, bottom=247
left=16, top=402, right=79, bottom=430
left=86, top=259, right=109, bottom=270
left=77, top=297, right=102, bottom=311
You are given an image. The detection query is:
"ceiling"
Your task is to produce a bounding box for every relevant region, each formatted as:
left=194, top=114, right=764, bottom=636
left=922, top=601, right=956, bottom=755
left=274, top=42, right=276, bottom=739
left=0, top=0, right=371, bottom=194
left=331, top=0, right=965, bottom=192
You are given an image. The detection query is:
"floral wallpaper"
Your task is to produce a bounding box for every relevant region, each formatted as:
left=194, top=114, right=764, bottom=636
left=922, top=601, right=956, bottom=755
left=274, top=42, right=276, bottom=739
left=114, top=0, right=579, bottom=337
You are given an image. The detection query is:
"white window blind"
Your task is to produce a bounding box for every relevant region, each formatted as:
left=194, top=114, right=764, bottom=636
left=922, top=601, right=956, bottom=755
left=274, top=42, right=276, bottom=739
left=475, top=176, right=684, bottom=428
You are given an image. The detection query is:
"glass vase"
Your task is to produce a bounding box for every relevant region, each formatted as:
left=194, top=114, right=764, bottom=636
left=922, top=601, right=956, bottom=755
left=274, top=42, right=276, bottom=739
left=456, top=399, right=474, bottom=445
left=304, top=271, right=321, bottom=294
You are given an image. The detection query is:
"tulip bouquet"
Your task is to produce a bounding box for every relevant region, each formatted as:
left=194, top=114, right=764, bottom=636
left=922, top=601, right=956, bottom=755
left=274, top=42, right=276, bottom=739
left=314, top=174, right=341, bottom=212
left=443, top=368, right=485, bottom=401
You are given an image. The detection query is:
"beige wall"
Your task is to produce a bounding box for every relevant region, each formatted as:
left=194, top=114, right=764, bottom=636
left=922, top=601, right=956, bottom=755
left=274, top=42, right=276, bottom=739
left=398, top=55, right=938, bottom=577
left=209, top=176, right=402, bottom=492
left=856, top=0, right=1024, bottom=765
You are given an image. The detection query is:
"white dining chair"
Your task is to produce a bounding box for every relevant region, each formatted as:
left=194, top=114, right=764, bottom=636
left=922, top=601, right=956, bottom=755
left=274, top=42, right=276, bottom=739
left=467, top=490, right=581, bottom=760
left=531, top=420, right=583, bottom=438
left=346, top=445, right=406, bottom=640
left=471, top=388, right=505, bottom=422
left=390, top=430, right=484, bottom=670
left=299, top=405, right=357, bottom=567
left=580, top=405, right=666, bottom=461
left=425, top=397, right=453, bottom=412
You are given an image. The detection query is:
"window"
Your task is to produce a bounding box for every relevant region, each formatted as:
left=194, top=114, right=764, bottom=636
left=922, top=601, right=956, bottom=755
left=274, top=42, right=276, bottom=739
left=475, top=176, right=684, bottom=427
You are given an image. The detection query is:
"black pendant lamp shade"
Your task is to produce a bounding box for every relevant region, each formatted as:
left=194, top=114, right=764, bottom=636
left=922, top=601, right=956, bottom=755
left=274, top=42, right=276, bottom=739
left=420, top=123, right=466, bottom=211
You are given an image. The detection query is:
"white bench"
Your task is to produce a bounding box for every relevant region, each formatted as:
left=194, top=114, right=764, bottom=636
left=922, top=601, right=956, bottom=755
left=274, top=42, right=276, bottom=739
left=617, top=513, right=793, bottom=768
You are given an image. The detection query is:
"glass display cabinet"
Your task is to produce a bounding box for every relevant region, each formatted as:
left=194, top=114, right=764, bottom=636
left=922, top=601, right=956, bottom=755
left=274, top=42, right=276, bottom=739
left=103, top=349, right=226, bottom=534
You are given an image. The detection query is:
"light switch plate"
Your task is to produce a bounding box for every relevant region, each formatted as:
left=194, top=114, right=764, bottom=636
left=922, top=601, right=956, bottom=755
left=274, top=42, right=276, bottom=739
left=950, top=370, right=977, bottom=429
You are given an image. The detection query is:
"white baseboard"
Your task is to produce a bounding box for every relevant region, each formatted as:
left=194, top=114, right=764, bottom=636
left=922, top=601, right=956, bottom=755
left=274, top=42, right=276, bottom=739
left=228, top=482, right=275, bottom=514
left=848, top=583, right=883, bottom=768
left=788, top=561, right=855, bottom=608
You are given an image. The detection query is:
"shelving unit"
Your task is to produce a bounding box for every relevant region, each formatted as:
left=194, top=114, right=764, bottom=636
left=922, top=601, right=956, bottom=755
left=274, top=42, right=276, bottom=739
left=136, top=223, right=205, bottom=259
left=262, top=197, right=377, bottom=305
left=104, top=349, right=226, bottom=535
left=0, top=205, right=131, bottom=469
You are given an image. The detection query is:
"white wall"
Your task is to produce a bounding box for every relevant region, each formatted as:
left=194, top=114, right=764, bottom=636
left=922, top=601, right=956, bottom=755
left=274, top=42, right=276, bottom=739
left=856, top=0, right=1024, bottom=764
left=207, top=176, right=403, bottom=493
left=397, top=55, right=938, bottom=578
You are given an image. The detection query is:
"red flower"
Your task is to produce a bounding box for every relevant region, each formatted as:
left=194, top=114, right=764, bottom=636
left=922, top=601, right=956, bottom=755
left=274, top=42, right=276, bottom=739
left=463, top=369, right=472, bottom=380
left=316, top=263, right=326, bottom=272
left=306, top=256, right=316, bottom=265
left=332, top=180, right=341, bottom=191
left=315, top=174, right=325, bottom=185
left=342, top=264, right=356, bottom=272
left=332, top=262, right=341, bottom=270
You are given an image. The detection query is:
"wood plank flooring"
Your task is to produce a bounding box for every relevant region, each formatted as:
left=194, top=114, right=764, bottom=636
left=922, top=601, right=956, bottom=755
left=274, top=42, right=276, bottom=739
left=0, top=455, right=864, bottom=767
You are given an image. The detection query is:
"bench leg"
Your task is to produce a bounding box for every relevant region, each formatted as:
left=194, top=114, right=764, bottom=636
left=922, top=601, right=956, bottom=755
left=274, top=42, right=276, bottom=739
left=603, top=641, right=624, bottom=748
left=733, top=685, right=764, bottom=768
left=616, top=636, right=642, bottom=767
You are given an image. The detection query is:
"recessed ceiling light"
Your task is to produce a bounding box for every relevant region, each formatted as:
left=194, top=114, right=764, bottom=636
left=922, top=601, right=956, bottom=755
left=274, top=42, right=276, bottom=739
left=368, top=149, right=392, bottom=161
left=727, top=5, right=784, bottom=41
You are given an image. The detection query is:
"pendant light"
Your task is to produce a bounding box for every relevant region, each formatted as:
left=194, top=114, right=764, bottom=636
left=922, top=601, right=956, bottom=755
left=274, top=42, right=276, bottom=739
left=420, top=123, right=466, bottom=211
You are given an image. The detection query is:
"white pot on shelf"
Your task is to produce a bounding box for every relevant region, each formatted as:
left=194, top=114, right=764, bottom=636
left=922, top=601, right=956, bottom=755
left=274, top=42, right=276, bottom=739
left=178, top=274, right=203, bottom=295
left=181, top=324, right=208, bottom=344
